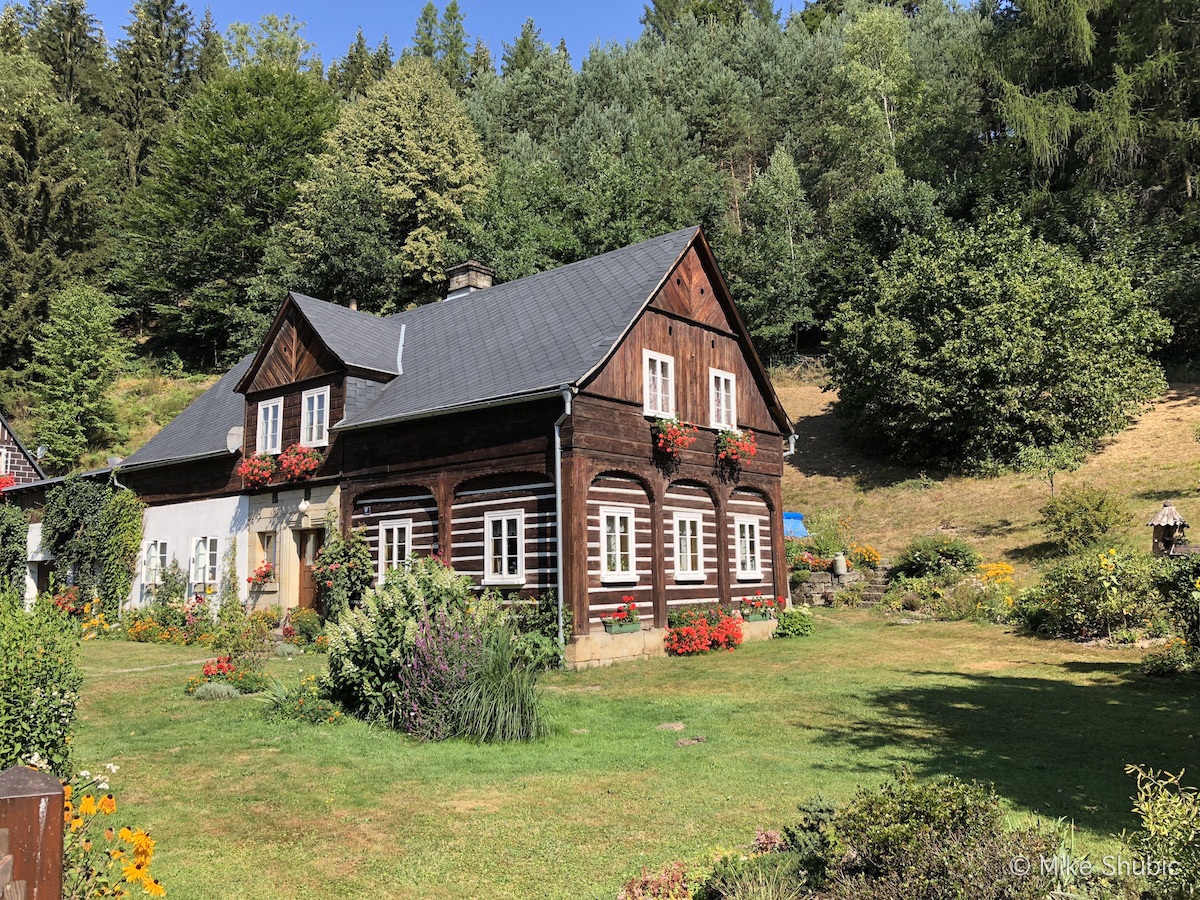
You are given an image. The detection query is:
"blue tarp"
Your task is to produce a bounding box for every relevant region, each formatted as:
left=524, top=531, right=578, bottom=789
left=783, top=512, right=808, bottom=538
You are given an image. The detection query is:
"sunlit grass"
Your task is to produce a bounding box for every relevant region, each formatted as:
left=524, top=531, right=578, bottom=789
left=74, top=611, right=1197, bottom=899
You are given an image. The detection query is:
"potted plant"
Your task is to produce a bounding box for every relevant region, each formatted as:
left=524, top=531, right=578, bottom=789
left=236, top=453, right=276, bottom=489
left=652, top=418, right=698, bottom=458
left=741, top=591, right=779, bottom=622
left=278, top=444, right=323, bottom=481
left=715, top=428, right=757, bottom=467
left=247, top=560, right=276, bottom=587
left=601, top=596, right=640, bottom=634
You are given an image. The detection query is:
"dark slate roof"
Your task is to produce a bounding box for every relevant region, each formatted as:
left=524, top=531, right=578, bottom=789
left=337, top=226, right=699, bottom=429
left=121, top=354, right=255, bottom=469
left=289, top=293, right=403, bottom=375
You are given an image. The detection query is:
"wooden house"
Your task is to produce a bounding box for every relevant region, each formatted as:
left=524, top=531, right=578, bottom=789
left=0, top=413, right=44, bottom=488
left=13, top=227, right=794, bottom=665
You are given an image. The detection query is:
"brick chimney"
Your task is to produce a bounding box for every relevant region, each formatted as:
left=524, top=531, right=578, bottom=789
left=444, top=260, right=494, bottom=301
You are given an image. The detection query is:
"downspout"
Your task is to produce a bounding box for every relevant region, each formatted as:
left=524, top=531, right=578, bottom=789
left=553, top=385, right=575, bottom=655
left=784, top=434, right=798, bottom=457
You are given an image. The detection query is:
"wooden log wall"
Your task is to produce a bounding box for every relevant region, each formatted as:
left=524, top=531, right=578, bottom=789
left=450, top=475, right=558, bottom=597
left=727, top=489, right=776, bottom=604
left=662, top=482, right=721, bottom=612
left=586, top=474, right=655, bottom=627
left=351, top=489, right=440, bottom=581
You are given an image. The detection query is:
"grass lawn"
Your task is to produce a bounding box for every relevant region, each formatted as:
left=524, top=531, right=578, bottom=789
left=75, top=612, right=1198, bottom=899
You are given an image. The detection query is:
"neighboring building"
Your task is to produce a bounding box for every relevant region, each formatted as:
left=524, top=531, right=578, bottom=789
left=9, top=227, right=795, bottom=664
left=0, top=413, right=44, bottom=488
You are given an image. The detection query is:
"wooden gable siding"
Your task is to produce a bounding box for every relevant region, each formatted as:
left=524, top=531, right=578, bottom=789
left=0, top=423, right=39, bottom=486
left=243, top=306, right=342, bottom=396
left=582, top=309, right=777, bottom=439
left=650, top=245, right=737, bottom=333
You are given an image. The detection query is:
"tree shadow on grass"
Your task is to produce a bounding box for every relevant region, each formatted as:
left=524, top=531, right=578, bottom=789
left=815, top=664, right=1199, bottom=837
left=1003, top=541, right=1061, bottom=564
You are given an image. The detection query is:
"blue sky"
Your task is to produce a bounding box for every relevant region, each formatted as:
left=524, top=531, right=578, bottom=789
left=87, top=0, right=653, bottom=65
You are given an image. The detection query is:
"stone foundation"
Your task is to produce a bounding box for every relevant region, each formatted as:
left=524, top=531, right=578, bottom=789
left=791, top=569, right=863, bottom=606
left=564, top=618, right=777, bottom=669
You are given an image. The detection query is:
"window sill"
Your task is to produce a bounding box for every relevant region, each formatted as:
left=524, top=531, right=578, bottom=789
left=249, top=583, right=278, bottom=594
left=736, top=572, right=764, bottom=583
left=483, top=577, right=526, bottom=587
left=674, top=572, right=706, bottom=584
left=601, top=573, right=640, bottom=585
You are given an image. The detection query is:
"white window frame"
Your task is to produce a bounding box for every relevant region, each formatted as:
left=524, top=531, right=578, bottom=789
left=191, top=536, right=219, bottom=591
left=709, top=367, right=737, bottom=430
left=0, top=448, right=8, bottom=475
left=377, top=518, right=413, bottom=583
left=600, top=505, right=638, bottom=584
left=483, top=509, right=525, bottom=586
left=673, top=512, right=705, bottom=583
left=301, top=386, right=330, bottom=448
left=144, top=540, right=168, bottom=586
left=642, top=349, right=675, bottom=418
left=734, top=515, right=762, bottom=581
left=257, top=398, right=283, bottom=454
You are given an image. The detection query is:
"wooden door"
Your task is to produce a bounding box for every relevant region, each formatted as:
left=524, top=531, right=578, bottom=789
left=296, top=528, right=325, bottom=612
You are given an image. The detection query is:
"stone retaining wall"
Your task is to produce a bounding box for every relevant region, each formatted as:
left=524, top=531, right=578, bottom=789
left=564, top=618, right=778, bottom=669
left=791, top=569, right=863, bottom=606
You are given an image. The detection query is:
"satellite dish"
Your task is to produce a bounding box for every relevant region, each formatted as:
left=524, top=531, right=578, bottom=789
left=35, top=445, right=47, bottom=460
left=226, top=426, right=244, bottom=454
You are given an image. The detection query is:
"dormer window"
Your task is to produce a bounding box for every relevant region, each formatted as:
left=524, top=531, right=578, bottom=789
left=301, top=387, right=330, bottom=447
left=257, top=398, right=282, bottom=454
left=643, top=350, right=675, bottom=418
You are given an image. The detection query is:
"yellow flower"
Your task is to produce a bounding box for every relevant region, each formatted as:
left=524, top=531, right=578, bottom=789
left=105, top=827, right=116, bottom=842
left=130, top=829, right=155, bottom=860
left=99, top=794, right=116, bottom=815
left=145, top=879, right=166, bottom=897
left=80, top=795, right=97, bottom=815
left=69, top=816, right=84, bottom=832
left=119, top=827, right=135, bottom=843
left=63, top=784, right=73, bottom=801
left=82, top=838, right=92, bottom=852
left=110, top=848, right=127, bottom=861
left=122, top=861, right=150, bottom=885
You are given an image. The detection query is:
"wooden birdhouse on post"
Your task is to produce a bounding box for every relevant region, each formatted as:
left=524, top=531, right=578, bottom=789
left=1148, top=501, right=1189, bottom=556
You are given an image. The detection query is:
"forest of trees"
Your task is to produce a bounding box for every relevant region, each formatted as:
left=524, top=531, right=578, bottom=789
left=1, top=0, right=1196, bottom=472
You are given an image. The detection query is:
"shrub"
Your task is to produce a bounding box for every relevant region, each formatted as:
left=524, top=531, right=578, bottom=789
left=0, top=503, right=28, bottom=594
left=1039, top=485, right=1130, bottom=552
left=885, top=575, right=1009, bottom=623
left=285, top=607, right=323, bottom=644
left=262, top=675, right=344, bottom=725
left=274, top=642, right=302, bottom=657
left=894, top=534, right=981, bottom=578
left=800, top=510, right=853, bottom=559
left=211, top=599, right=272, bottom=671
left=508, top=592, right=568, bottom=672
left=184, top=656, right=270, bottom=695
left=250, top=606, right=283, bottom=629
left=1140, top=638, right=1197, bottom=677
left=0, top=595, right=82, bottom=777
left=830, top=584, right=864, bottom=607
left=1015, top=547, right=1165, bottom=639
left=618, top=861, right=692, bottom=900
left=392, top=607, right=487, bottom=740
left=695, top=853, right=809, bottom=900
left=774, top=607, right=814, bottom=638
left=453, top=622, right=546, bottom=744
left=849, top=544, right=880, bottom=570
left=192, top=681, right=242, bottom=701
left=311, top=514, right=373, bottom=621
left=1123, top=765, right=1199, bottom=898
left=1158, top=555, right=1200, bottom=645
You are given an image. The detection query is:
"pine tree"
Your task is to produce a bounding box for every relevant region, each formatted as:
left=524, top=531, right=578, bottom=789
left=108, top=5, right=170, bottom=187
left=467, top=36, right=492, bottom=86
left=0, top=52, right=109, bottom=394
left=327, top=28, right=378, bottom=100
left=0, top=5, right=25, bottom=53
left=437, top=0, right=468, bottom=90
left=30, top=0, right=107, bottom=110
left=501, top=18, right=546, bottom=76
left=30, top=283, right=126, bottom=473
left=372, top=33, right=393, bottom=75
left=193, top=7, right=225, bottom=81
left=411, top=1, right=437, bottom=58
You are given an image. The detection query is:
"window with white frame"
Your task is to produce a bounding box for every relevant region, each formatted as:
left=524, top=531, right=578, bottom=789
left=600, top=506, right=637, bottom=582
left=378, top=519, right=413, bottom=582
left=734, top=516, right=761, bottom=580
left=257, top=398, right=282, bottom=454
left=144, top=541, right=168, bottom=585
left=642, top=350, right=675, bottom=418
left=191, top=536, right=219, bottom=592
left=0, top=448, right=8, bottom=475
left=674, top=513, right=704, bottom=581
left=710, top=368, right=737, bottom=430
left=484, top=509, right=524, bottom=585
left=301, top=386, right=330, bottom=447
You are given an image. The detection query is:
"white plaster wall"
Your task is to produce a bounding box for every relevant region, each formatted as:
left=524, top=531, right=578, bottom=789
left=132, top=496, right=250, bottom=609
left=24, top=522, right=45, bottom=608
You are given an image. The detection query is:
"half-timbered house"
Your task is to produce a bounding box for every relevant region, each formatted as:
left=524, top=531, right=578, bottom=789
left=10, top=226, right=794, bottom=665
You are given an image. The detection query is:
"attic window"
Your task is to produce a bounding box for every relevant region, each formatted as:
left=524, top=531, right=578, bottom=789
left=257, top=399, right=282, bottom=454
left=301, top=387, right=330, bottom=447
left=643, top=350, right=675, bottom=418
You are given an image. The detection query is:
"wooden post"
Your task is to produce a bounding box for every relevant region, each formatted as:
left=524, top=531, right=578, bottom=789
left=0, top=766, right=63, bottom=900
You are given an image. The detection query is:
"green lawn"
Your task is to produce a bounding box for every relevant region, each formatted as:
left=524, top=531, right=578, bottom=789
left=75, top=612, right=1198, bottom=899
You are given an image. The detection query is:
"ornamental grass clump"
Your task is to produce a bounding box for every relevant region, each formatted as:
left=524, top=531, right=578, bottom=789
left=454, top=621, right=546, bottom=744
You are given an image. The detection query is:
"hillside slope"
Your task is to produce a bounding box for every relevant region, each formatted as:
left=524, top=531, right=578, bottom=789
left=779, top=378, right=1200, bottom=580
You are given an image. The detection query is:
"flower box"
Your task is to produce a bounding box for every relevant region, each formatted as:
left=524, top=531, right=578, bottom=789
left=604, top=620, right=641, bottom=634
left=742, top=613, right=771, bottom=623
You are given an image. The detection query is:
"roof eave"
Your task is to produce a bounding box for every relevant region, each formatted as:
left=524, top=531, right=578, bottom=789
left=332, top=386, right=566, bottom=433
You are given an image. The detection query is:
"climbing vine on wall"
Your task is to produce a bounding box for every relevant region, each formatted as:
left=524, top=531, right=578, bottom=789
left=96, top=488, right=144, bottom=618
left=42, top=476, right=109, bottom=603
left=0, top=503, right=28, bottom=594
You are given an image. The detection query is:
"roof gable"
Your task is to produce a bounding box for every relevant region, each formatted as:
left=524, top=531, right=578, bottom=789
left=0, top=412, right=45, bottom=482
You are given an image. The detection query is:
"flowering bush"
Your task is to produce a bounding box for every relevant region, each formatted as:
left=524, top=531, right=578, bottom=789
left=775, top=605, right=814, bottom=638
left=80, top=611, right=118, bottom=641
left=277, top=444, right=323, bottom=481
left=0, top=473, right=15, bottom=491
left=601, top=596, right=639, bottom=628
left=799, top=550, right=836, bottom=572
left=184, top=655, right=270, bottom=694
left=1141, top=637, right=1197, bottom=677
left=740, top=592, right=780, bottom=618
left=124, top=596, right=213, bottom=645
left=62, top=764, right=166, bottom=899
left=652, top=418, right=698, bottom=457
left=247, top=560, right=276, bottom=586
left=850, top=544, right=881, bottom=570
left=235, top=452, right=275, bottom=488
left=263, top=675, right=344, bottom=725
left=53, top=585, right=87, bottom=618
left=979, top=561, right=1015, bottom=585
left=664, top=608, right=743, bottom=655
left=285, top=607, right=323, bottom=644
left=312, top=518, right=374, bottom=621
left=618, top=860, right=692, bottom=899
left=715, top=428, right=757, bottom=464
